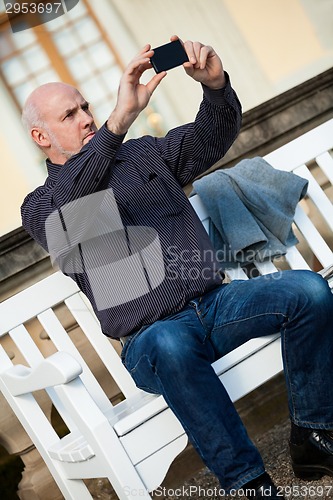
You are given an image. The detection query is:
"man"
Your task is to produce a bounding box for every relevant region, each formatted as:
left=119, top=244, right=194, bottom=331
left=21, top=37, right=333, bottom=499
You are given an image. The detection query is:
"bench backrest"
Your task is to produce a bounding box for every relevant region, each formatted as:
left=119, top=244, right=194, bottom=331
left=192, top=119, right=333, bottom=281
left=1, top=118, right=333, bottom=408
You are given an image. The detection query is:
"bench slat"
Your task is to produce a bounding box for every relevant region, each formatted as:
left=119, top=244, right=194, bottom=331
left=294, top=164, right=333, bottom=232
left=293, top=205, right=333, bottom=267
left=65, top=293, right=138, bottom=398
left=9, top=324, right=45, bottom=366
left=38, top=309, right=112, bottom=414
left=0, top=272, right=78, bottom=336
left=316, top=151, right=333, bottom=186
left=264, top=119, right=333, bottom=170
left=284, top=245, right=311, bottom=271
left=253, top=260, right=279, bottom=275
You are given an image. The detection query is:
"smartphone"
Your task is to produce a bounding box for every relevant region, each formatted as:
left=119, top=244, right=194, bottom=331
left=150, top=39, right=189, bottom=73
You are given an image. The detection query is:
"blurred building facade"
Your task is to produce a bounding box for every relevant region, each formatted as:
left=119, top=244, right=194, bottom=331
left=0, top=0, right=332, bottom=235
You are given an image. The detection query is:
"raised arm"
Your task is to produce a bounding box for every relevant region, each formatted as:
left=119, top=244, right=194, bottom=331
left=153, top=37, right=242, bottom=186
left=107, top=44, right=166, bottom=135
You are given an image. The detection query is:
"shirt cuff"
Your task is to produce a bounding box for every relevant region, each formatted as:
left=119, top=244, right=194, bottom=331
left=89, top=123, right=126, bottom=158
left=202, top=72, right=234, bottom=106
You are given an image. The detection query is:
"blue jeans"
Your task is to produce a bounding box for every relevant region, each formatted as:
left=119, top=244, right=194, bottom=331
left=121, top=270, right=333, bottom=491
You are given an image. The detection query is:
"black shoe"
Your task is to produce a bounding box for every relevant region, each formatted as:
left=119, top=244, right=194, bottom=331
left=243, top=472, right=284, bottom=499
left=289, top=426, right=333, bottom=480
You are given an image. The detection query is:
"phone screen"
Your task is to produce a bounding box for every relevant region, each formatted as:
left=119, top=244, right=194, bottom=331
left=151, top=39, right=189, bottom=73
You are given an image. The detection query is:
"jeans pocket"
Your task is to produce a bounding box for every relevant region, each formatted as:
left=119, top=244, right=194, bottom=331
left=127, top=354, right=160, bottom=395
left=121, top=328, right=161, bottom=395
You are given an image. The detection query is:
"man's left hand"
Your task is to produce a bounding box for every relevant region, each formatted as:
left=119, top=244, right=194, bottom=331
left=171, top=35, right=226, bottom=90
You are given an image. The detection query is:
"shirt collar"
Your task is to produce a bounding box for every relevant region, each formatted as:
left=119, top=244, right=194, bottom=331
left=46, top=159, right=62, bottom=182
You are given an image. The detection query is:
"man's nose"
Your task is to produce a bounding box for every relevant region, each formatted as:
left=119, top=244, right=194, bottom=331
left=80, top=109, right=94, bottom=127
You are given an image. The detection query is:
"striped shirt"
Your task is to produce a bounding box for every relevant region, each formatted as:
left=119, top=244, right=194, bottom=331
left=21, top=77, right=242, bottom=339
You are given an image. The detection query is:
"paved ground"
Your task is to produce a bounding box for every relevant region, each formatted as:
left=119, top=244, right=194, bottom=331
left=86, top=374, right=333, bottom=499
left=158, top=419, right=333, bottom=500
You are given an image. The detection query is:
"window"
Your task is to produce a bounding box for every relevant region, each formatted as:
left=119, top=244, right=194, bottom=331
left=42, top=0, right=124, bottom=126
left=0, top=0, right=167, bottom=236
left=0, top=18, right=59, bottom=107
left=0, top=0, right=164, bottom=135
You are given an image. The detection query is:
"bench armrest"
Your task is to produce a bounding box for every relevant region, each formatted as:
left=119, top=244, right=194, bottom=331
left=1, top=352, right=82, bottom=396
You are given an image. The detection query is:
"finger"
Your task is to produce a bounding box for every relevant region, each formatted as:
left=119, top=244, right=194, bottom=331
left=128, top=45, right=153, bottom=67
left=192, top=41, right=205, bottom=68
left=136, top=59, right=154, bottom=75
left=183, top=40, right=197, bottom=66
left=146, top=71, right=167, bottom=95
left=136, top=49, right=154, bottom=61
left=126, top=55, right=153, bottom=76
left=139, top=43, right=151, bottom=54
left=198, top=45, right=210, bottom=69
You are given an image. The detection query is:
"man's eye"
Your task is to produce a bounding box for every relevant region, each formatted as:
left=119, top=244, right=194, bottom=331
left=65, top=112, right=74, bottom=119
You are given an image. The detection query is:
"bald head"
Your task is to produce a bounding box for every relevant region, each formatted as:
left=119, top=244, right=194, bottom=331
left=21, top=82, right=96, bottom=164
left=22, top=82, right=78, bottom=132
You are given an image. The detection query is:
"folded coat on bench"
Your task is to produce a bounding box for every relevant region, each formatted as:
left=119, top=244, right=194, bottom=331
left=193, top=157, right=308, bottom=263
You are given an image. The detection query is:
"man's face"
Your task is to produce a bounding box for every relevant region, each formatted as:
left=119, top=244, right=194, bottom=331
left=38, top=85, right=98, bottom=164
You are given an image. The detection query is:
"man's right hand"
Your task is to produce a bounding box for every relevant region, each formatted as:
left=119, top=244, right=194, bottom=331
left=107, top=45, right=167, bottom=136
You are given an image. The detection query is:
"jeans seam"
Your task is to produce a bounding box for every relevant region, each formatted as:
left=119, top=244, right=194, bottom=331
left=291, top=420, right=333, bottom=429
left=130, top=354, right=159, bottom=394
left=189, top=301, right=210, bottom=341
left=228, top=466, right=266, bottom=492
left=154, top=364, right=234, bottom=484
left=281, top=319, right=298, bottom=422
left=212, top=311, right=287, bottom=331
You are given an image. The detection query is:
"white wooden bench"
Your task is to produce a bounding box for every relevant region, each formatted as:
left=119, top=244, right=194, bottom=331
left=0, top=119, right=332, bottom=500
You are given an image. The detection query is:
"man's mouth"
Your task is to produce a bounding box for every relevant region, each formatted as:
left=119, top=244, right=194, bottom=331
left=83, top=132, right=96, bottom=143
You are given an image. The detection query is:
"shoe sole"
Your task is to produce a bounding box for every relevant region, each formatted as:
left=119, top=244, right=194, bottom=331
left=292, top=463, right=333, bottom=481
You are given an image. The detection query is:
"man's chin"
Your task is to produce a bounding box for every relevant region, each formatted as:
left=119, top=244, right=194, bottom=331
left=62, top=148, right=81, bottom=160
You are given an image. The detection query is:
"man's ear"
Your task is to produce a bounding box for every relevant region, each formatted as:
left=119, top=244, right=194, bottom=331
left=31, top=127, right=51, bottom=148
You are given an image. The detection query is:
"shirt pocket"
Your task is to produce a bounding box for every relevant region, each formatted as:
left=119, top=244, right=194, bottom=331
left=120, top=175, right=182, bottom=223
